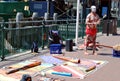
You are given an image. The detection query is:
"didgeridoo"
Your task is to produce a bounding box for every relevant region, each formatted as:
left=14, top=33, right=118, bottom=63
left=53, top=55, right=80, bottom=64
left=96, top=44, right=113, bottom=48
left=6, top=61, right=41, bottom=74
left=85, top=66, right=96, bottom=72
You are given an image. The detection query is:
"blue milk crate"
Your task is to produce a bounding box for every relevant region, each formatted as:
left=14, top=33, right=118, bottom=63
left=50, top=44, right=62, bottom=54
left=113, top=49, right=120, bottom=57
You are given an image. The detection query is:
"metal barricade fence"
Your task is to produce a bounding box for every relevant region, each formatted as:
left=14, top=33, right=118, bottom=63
left=0, top=20, right=58, bottom=60
left=117, top=19, right=120, bottom=27
left=0, top=19, right=103, bottom=60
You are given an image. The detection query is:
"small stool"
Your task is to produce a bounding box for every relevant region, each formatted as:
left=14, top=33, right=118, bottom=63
left=50, top=44, right=62, bottom=54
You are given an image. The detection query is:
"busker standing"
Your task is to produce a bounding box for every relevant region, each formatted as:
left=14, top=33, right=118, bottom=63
left=84, top=5, right=100, bottom=55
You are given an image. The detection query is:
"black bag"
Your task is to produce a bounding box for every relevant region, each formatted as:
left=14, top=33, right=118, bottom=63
left=31, top=41, right=38, bottom=53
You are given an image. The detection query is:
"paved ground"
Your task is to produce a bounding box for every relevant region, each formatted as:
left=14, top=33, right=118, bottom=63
left=0, top=28, right=120, bottom=81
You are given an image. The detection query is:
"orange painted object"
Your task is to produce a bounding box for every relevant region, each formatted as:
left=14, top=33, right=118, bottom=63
left=6, top=61, right=41, bottom=74
left=53, top=55, right=80, bottom=64
left=85, top=66, right=96, bottom=72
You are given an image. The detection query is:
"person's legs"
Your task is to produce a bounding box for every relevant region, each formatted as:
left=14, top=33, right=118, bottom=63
left=112, top=19, right=118, bottom=35
left=92, top=35, right=97, bottom=55
left=84, top=27, right=97, bottom=55
left=84, top=34, right=90, bottom=55
left=84, top=34, right=97, bottom=55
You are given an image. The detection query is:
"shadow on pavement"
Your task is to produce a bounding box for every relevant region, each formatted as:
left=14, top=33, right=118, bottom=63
left=98, top=53, right=112, bottom=56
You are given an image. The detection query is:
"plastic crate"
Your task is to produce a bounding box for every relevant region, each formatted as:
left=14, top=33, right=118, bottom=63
left=113, top=49, right=120, bottom=57
left=50, top=44, right=62, bottom=54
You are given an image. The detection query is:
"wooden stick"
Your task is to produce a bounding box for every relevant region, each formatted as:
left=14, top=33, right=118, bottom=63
left=96, top=44, right=113, bottom=48
left=53, top=55, right=80, bottom=64
left=85, top=66, right=96, bottom=72
left=6, top=61, right=41, bottom=74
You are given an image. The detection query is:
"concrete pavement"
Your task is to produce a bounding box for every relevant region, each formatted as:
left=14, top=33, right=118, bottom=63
left=0, top=28, right=120, bottom=81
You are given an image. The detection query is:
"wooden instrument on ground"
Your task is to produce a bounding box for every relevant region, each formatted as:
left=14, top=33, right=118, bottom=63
left=85, top=66, right=96, bottom=72
left=53, top=55, right=80, bottom=64
left=96, top=44, right=113, bottom=48
left=79, top=43, right=113, bottom=50
left=6, top=61, right=41, bottom=74
left=97, top=44, right=120, bottom=51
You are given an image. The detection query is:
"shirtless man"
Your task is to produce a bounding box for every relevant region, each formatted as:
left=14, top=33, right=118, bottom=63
left=84, top=5, right=100, bottom=55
